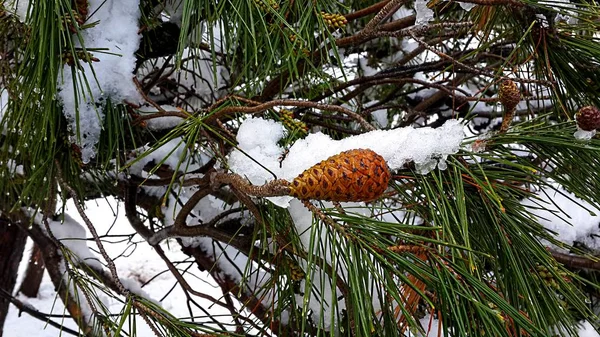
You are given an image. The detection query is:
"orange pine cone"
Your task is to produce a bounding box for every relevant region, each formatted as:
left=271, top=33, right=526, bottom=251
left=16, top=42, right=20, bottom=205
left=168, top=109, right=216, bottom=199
left=289, top=149, right=390, bottom=202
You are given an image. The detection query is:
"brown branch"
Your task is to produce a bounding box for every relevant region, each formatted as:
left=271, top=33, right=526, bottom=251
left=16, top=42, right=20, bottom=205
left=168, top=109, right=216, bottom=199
left=359, top=0, right=409, bottom=35
left=211, top=172, right=291, bottom=198
left=345, top=0, right=390, bottom=21
left=206, top=99, right=375, bottom=131
left=22, top=219, right=96, bottom=336
left=452, top=0, right=522, bottom=5
left=549, top=249, right=600, bottom=271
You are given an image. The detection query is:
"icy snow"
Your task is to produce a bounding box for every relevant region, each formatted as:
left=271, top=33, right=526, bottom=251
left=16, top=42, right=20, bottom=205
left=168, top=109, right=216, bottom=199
left=0, top=89, right=7, bottom=124
left=574, top=127, right=597, bottom=141
left=127, top=137, right=200, bottom=177
left=287, top=199, right=363, bottom=328
left=229, top=117, right=464, bottom=207
left=58, top=0, right=142, bottom=164
left=137, top=105, right=186, bottom=131
left=0, top=89, right=11, bottom=136
left=578, top=321, right=600, bottom=337
left=4, top=0, right=29, bottom=21
left=371, top=109, right=389, bottom=128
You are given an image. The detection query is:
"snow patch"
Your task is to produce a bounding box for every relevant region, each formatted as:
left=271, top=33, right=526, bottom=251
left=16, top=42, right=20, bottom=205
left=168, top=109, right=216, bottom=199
left=574, top=127, right=596, bottom=141
left=40, top=214, right=104, bottom=270
left=414, top=0, right=434, bottom=24
left=521, top=187, right=600, bottom=249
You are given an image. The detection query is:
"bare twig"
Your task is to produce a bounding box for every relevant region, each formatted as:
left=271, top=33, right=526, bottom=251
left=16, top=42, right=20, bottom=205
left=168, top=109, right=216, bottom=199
left=206, top=99, right=375, bottom=131
left=55, top=162, right=129, bottom=296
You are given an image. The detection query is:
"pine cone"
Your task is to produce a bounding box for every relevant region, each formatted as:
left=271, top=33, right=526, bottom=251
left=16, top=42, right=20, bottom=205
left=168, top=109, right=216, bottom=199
left=576, top=106, right=600, bottom=131
left=289, top=149, right=390, bottom=202
left=498, top=80, right=520, bottom=110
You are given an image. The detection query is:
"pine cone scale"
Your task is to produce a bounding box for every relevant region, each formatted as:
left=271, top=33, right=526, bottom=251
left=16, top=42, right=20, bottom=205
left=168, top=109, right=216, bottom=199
left=289, top=149, right=390, bottom=202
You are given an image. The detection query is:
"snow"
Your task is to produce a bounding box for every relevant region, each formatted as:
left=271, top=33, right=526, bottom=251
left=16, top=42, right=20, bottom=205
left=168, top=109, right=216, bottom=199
left=521, top=187, right=600, bottom=249
left=6, top=159, right=24, bottom=176
left=228, top=117, right=286, bottom=188
left=0, top=89, right=12, bottom=137
left=163, top=0, right=185, bottom=26
left=127, top=136, right=202, bottom=177
left=0, top=89, right=7, bottom=126
left=459, top=2, right=476, bottom=11
left=414, top=0, right=434, bottom=24
left=372, top=109, right=389, bottom=128
left=403, top=314, right=442, bottom=336
left=574, top=127, right=596, bottom=141
left=287, top=199, right=352, bottom=328
left=58, top=0, right=142, bottom=164
left=141, top=48, right=230, bottom=107
left=229, top=117, right=465, bottom=207
left=4, top=0, right=29, bottom=21
left=578, top=321, right=600, bottom=337
left=37, top=213, right=103, bottom=270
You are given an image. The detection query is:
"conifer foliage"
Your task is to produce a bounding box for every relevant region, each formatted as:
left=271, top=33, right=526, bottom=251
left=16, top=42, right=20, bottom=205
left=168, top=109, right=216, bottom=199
left=1, top=0, right=600, bottom=336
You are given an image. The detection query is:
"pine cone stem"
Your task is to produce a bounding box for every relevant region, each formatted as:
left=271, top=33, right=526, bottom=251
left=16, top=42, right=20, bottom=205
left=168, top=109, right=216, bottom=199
left=500, top=107, right=516, bottom=133
left=211, top=172, right=291, bottom=197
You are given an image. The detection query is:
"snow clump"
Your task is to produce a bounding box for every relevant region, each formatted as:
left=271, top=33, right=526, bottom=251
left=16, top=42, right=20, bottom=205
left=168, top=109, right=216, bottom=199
left=58, top=0, right=142, bottom=163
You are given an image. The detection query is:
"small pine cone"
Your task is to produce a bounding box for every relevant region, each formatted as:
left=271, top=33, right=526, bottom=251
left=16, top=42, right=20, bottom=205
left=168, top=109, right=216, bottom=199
left=289, top=149, right=390, bottom=202
left=253, top=0, right=278, bottom=11
left=282, top=257, right=305, bottom=281
left=293, top=120, right=309, bottom=134
left=76, top=50, right=99, bottom=63
left=62, top=51, right=75, bottom=66
left=321, top=12, right=347, bottom=28
left=576, top=106, right=600, bottom=131
left=498, top=80, right=520, bottom=111
left=280, top=109, right=308, bottom=136
left=281, top=109, right=294, bottom=119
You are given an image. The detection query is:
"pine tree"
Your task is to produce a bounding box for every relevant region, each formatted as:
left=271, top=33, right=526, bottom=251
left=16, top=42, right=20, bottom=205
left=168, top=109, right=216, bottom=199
left=1, top=0, right=600, bottom=336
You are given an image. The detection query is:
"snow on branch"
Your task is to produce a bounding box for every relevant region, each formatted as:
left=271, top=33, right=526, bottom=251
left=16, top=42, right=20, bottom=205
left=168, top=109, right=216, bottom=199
left=58, top=0, right=142, bottom=164
left=229, top=117, right=465, bottom=207
left=33, top=213, right=103, bottom=270
left=522, top=187, right=600, bottom=250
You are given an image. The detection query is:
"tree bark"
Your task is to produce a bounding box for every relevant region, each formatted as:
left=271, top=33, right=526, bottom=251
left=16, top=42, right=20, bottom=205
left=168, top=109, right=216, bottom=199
left=18, top=244, right=45, bottom=298
left=0, top=218, right=28, bottom=337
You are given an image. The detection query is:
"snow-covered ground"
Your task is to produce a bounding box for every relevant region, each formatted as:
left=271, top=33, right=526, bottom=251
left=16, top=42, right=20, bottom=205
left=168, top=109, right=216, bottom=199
left=4, top=199, right=231, bottom=337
